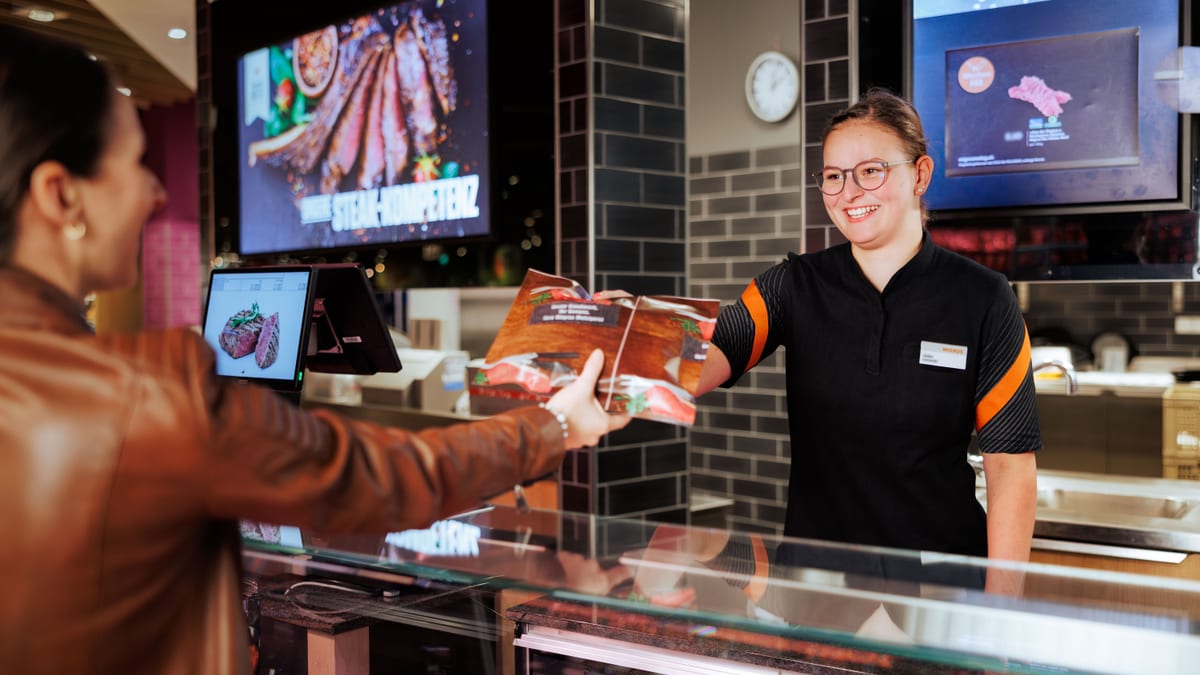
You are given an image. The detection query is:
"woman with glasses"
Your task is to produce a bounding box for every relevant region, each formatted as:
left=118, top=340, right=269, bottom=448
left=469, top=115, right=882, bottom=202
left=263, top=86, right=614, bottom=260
left=691, top=88, right=1040, bottom=594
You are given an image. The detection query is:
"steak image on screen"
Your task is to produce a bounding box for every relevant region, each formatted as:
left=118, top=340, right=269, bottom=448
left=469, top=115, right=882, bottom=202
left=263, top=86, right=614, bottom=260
left=255, top=312, right=281, bottom=369
left=220, top=304, right=266, bottom=358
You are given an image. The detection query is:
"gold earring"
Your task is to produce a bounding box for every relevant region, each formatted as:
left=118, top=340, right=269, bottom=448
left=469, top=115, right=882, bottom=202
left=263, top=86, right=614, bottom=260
left=64, top=222, right=87, bottom=241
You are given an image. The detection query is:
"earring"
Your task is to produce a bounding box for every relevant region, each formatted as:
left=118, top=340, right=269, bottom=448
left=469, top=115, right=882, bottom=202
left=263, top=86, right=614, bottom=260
left=64, top=222, right=87, bottom=241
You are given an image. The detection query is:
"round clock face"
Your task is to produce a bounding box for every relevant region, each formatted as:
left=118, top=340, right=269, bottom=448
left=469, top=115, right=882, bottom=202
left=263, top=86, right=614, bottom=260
left=745, top=51, right=799, bottom=123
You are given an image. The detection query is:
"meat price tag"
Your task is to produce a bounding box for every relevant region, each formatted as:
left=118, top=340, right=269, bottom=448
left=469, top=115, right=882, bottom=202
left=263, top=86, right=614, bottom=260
left=919, top=341, right=968, bottom=370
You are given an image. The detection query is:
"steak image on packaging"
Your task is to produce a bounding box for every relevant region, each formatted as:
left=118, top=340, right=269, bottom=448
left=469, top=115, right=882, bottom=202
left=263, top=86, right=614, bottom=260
left=472, top=269, right=719, bottom=425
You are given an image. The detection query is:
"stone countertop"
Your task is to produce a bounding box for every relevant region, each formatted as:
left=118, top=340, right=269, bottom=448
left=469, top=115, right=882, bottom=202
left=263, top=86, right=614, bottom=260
left=506, top=595, right=983, bottom=674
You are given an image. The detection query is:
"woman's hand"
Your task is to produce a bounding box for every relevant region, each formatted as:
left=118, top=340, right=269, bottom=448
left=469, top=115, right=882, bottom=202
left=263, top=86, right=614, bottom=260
left=555, top=551, right=634, bottom=595
left=546, top=348, right=631, bottom=448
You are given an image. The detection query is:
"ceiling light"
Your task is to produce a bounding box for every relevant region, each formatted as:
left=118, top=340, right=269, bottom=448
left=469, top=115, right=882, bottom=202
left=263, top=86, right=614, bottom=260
left=166, top=27, right=187, bottom=40
left=27, top=8, right=55, bottom=22
left=116, top=87, right=132, bottom=97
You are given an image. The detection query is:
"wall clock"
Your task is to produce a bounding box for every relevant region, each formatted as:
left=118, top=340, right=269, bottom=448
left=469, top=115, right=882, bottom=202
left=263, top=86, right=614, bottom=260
left=745, top=51, right=799, bottom=123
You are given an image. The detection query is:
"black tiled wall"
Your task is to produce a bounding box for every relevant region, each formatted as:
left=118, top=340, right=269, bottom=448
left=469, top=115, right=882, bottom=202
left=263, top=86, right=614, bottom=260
left=195, top=0, right=213, bottom=282
left=556, top=0, right=690, bottom=528
left=1025, top=282, right=1200, bottom=359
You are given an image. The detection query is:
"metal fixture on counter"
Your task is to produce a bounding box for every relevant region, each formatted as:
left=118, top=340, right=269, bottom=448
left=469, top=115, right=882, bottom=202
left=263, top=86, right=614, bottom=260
left=969, top=359, right=1079, bottom=481
left=1033, top=359, right=1078, bottom=395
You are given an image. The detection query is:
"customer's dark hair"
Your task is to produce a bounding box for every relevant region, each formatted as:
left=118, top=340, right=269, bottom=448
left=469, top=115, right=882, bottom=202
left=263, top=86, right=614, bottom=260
left=822, top=87, right=929, bottom=160
left=0, top=25, right=115, bottom=262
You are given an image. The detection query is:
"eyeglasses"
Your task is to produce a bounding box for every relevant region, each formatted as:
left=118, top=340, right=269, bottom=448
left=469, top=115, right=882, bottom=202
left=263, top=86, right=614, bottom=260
left=812, top=159, right=915, bottom=196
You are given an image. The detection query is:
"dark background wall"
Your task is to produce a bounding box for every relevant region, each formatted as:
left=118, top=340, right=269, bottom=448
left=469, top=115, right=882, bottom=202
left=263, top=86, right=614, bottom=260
left=555, top=0, right=692, bottom=528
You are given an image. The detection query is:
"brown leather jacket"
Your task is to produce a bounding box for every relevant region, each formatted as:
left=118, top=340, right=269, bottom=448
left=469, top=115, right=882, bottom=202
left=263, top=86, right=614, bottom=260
left=0, top=266, right=564, bottom=674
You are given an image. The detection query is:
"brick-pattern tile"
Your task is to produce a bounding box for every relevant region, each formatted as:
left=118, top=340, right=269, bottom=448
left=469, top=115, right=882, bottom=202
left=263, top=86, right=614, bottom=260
left=686, top=142, right=803, bottom=534
left=1024, top=282, right=1200, bottom=360
left=143, top=219, right=201, bottom=329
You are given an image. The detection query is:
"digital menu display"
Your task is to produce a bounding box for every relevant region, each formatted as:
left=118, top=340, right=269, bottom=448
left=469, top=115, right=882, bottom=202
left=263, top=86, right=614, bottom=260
left=236, top=0, right=490, bottom=255
left=911, top=0, right=1184, bottom=213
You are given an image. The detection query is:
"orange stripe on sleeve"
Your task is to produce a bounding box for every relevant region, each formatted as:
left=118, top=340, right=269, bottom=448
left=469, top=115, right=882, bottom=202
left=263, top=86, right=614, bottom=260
left=741, top=280, right=770, bottom=372
left=743, top=535, right=770, bottom=603
left=976, top=328, right=1032, bottom=431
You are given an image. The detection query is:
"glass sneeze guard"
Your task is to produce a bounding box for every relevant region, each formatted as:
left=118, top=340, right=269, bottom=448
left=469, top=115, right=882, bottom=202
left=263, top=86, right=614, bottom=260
left=241, top=505, right=1200, bottom=674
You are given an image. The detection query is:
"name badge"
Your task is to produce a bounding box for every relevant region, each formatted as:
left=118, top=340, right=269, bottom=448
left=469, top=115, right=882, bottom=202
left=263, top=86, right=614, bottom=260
left=919, top=341, right=968, bottom=370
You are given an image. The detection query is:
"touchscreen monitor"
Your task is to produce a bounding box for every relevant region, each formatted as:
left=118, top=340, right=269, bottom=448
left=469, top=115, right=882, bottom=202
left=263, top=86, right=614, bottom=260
left=201, top=266, right=316, bottom=392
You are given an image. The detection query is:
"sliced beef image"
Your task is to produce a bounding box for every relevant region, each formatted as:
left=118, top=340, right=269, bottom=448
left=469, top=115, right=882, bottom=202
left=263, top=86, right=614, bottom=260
left=255, top=312, right=281, bottom=369
left=220, top=306, right=265, bottom=359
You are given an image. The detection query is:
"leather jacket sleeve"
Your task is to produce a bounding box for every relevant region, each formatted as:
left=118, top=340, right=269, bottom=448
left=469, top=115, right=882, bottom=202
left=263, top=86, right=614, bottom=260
left=107, top=328, right=565, bottom=534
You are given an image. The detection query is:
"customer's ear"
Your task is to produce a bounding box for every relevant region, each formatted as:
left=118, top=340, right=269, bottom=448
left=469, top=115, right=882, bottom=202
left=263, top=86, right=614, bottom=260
left=26, top=160, right=78, bottom=226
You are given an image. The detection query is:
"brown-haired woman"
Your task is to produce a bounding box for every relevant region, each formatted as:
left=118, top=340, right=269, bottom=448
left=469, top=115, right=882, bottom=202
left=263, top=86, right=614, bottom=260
left=0, top=25, right=627, bottom=674
left=691, top=88, right=1040, bottom=594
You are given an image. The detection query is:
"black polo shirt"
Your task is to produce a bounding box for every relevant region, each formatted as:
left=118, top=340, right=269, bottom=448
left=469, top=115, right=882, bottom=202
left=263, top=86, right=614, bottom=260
left=712, top=235, right=1041, bottom=557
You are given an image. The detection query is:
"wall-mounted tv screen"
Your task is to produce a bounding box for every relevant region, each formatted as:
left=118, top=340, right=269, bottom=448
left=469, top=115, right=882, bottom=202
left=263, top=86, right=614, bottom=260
left=909, top=0, right=1188, bottom=215
left=235, top=0, right=489, bottom=255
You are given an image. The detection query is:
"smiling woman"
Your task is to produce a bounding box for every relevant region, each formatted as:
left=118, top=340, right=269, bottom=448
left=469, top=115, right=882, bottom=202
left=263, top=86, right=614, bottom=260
left=695, top=88, right=1041, bottom=596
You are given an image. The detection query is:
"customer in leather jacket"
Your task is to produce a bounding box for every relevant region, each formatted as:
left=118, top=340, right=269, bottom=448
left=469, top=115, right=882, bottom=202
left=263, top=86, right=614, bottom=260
left=0, top=25, right=628, bottom=674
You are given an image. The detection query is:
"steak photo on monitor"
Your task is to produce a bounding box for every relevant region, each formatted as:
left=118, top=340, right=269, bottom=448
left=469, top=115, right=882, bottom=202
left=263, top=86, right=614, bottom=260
left=255, top=312, right=281, bottom=369
left=220, top=303, right=265, bottom=359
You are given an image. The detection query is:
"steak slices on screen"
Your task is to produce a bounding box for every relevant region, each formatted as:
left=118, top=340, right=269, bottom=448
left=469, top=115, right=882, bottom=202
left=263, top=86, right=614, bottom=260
left=255, top=312, right=281, bottom=369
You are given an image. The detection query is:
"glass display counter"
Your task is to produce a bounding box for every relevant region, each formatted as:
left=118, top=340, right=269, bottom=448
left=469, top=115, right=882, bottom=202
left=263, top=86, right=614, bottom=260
left=240, top=506, right=1200, bottom=674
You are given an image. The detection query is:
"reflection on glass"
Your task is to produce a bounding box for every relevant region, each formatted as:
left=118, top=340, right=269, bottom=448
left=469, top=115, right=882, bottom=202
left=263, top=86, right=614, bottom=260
left=241, top=506, right=1200, bottom=674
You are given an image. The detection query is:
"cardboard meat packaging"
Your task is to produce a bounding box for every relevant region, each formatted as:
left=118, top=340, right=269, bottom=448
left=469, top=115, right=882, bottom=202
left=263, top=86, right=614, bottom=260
left=470, top=269, right=719, bottom=426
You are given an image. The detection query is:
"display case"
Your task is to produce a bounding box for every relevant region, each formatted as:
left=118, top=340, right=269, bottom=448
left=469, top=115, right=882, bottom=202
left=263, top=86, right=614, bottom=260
left=241, top=505, right=1200, bottom=674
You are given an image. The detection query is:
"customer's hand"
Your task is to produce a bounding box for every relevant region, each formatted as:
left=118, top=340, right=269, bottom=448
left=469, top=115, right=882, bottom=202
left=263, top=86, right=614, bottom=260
left=546, top=348, right=631, bottom=448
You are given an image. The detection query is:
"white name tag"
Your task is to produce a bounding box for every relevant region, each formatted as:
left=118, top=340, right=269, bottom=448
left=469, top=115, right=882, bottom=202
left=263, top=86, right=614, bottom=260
left=919, top=341, right=968, bottom=370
